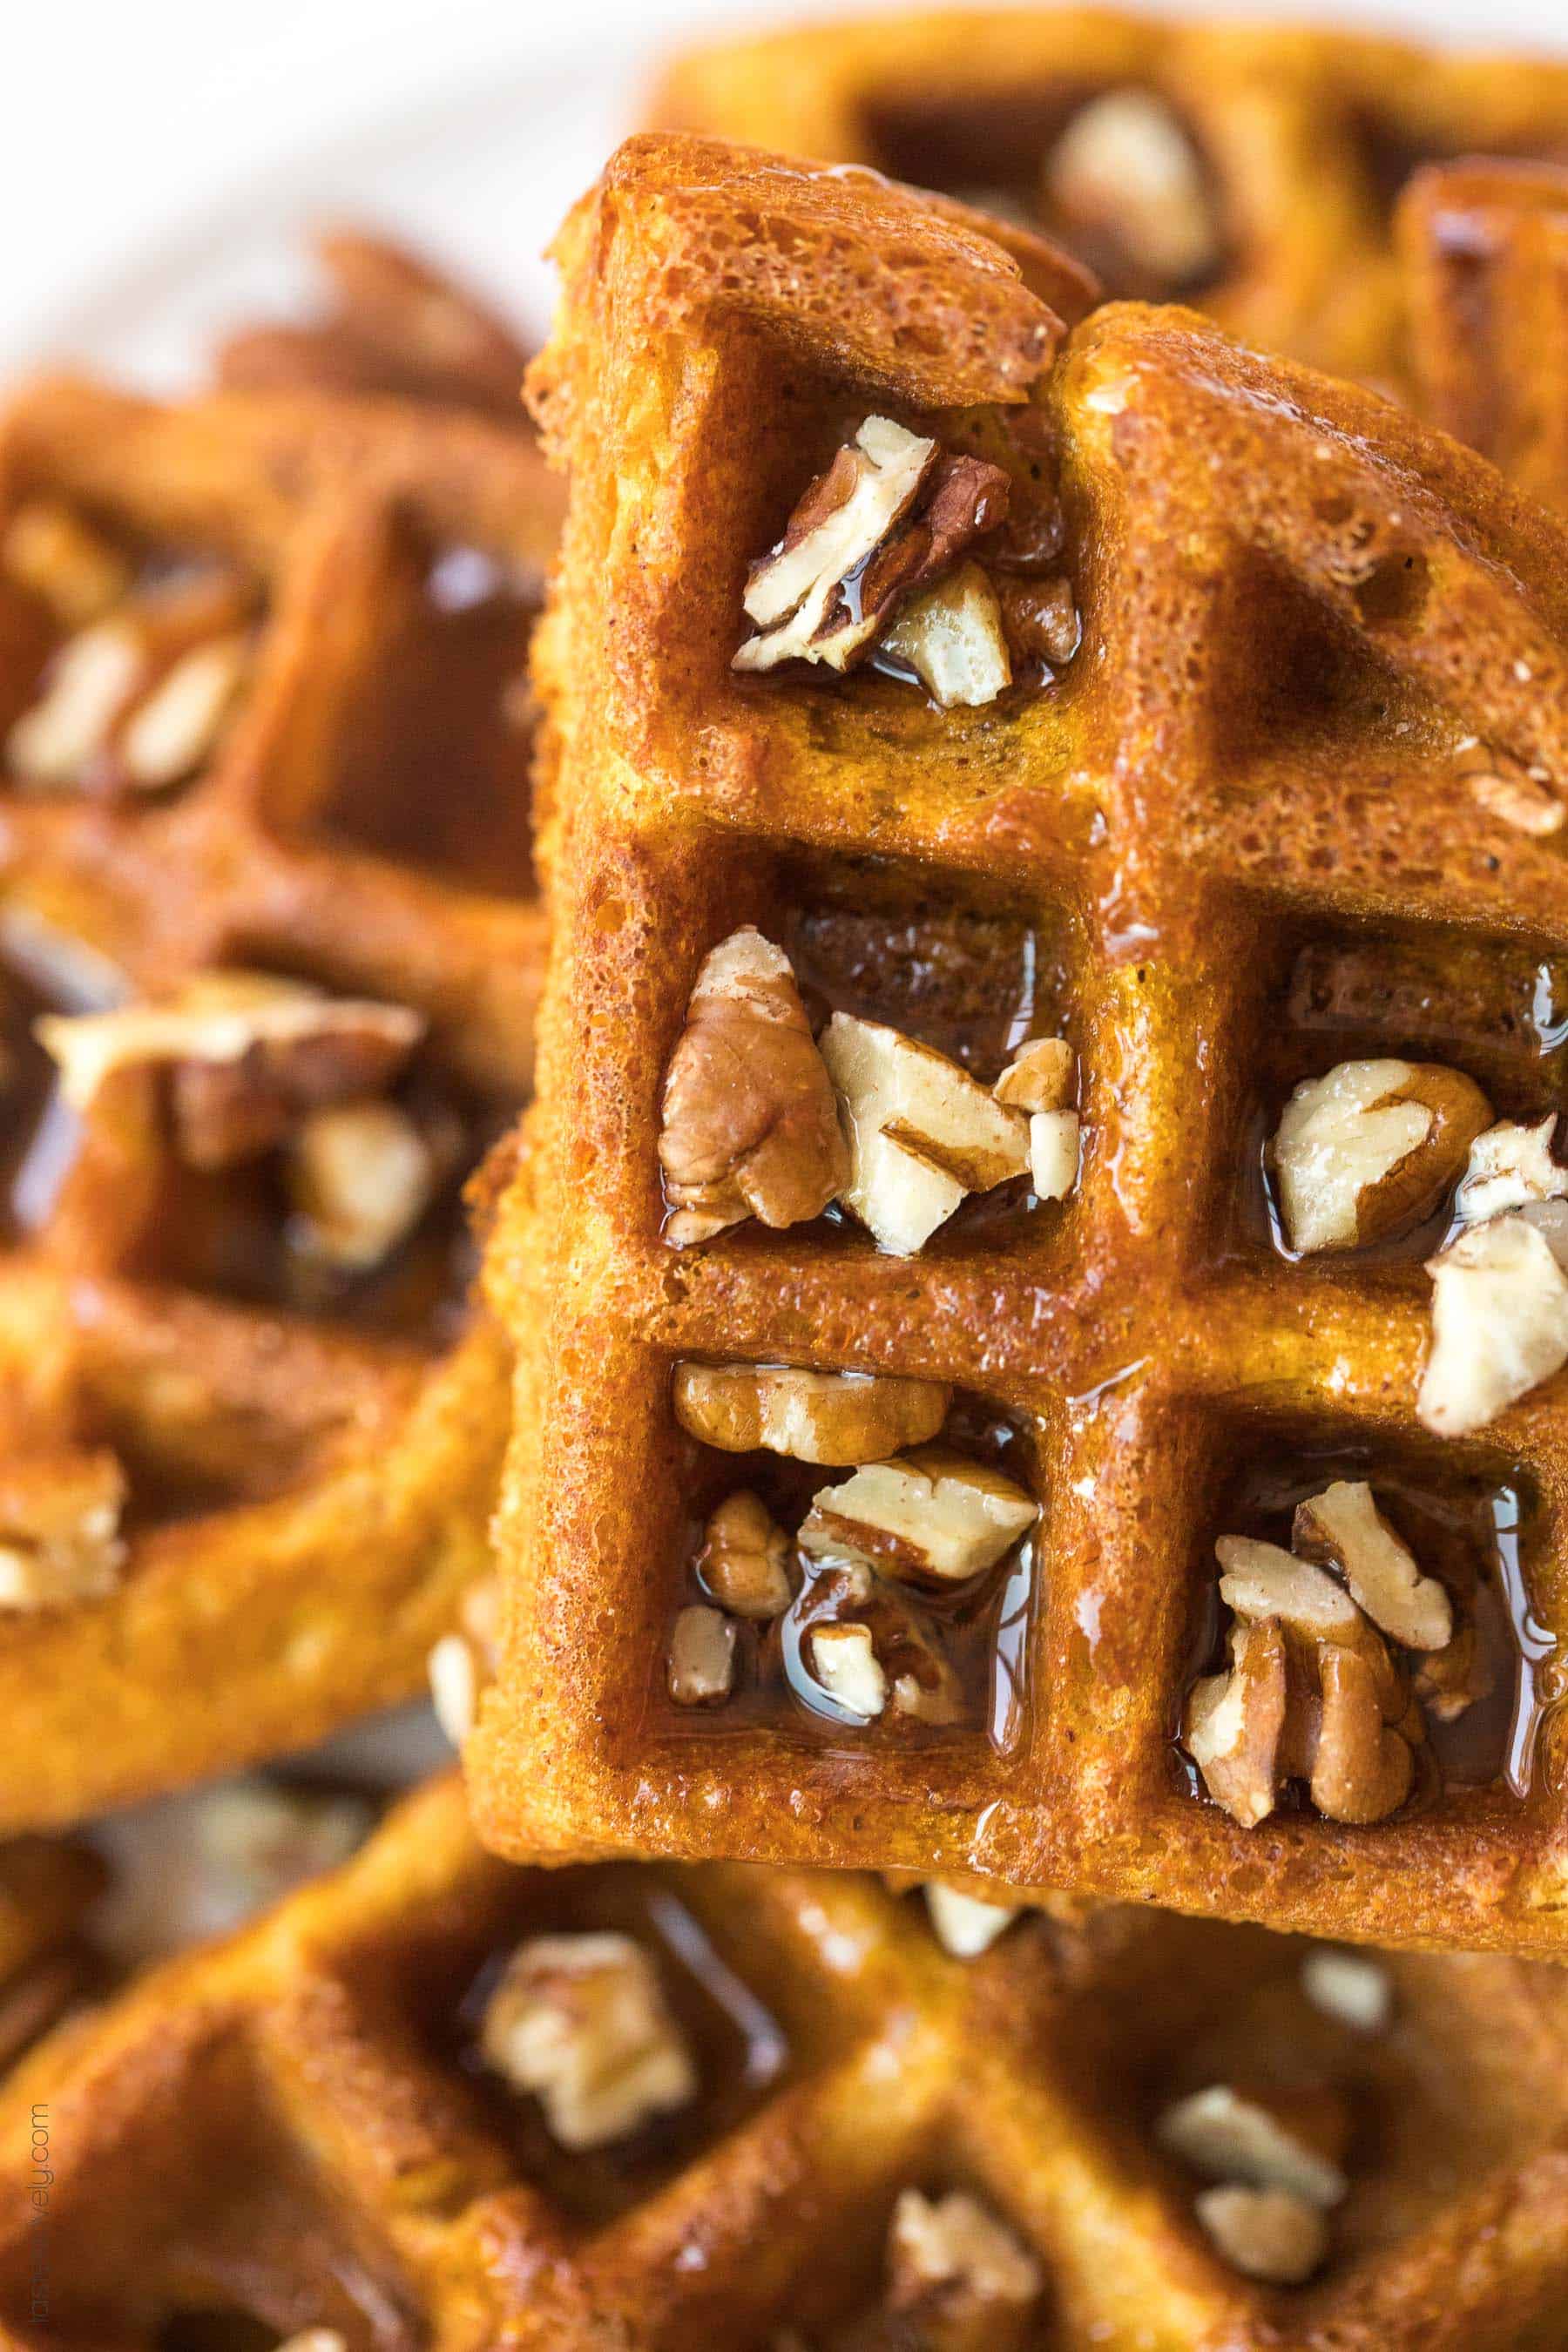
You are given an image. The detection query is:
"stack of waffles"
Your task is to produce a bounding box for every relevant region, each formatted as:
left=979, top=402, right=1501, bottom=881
left=5, top=14, right=1568, bottom=2351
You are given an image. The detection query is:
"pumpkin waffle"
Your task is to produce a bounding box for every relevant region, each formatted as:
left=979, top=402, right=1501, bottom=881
left=213, top=225, right=535, bottom=421
left=0, top=369, right=558, bottom=1829
left=9, top=1772, right=1568, bottom=2349
left=471, top=133, right=1568, bottom=1957
left=0, top=1834, right=105, bottom=2073
left=1399, top=160, right=1568, bottom=520
left=650, top=8, right=1568, bottom=393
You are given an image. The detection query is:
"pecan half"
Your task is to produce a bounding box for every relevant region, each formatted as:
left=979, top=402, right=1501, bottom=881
left=659, top=928, right=847, bottom=1245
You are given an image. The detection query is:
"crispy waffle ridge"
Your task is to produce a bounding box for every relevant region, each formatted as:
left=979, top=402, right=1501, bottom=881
left=650, top=7, right=1568, bottom=391
left=10, top=1772, right=1568, bottom=2349
left=1399, top=159, right=1568, bottom=519
left=472, top=133, right=1568, bottom=1957
left=0, top=374, right=559, bottom=1828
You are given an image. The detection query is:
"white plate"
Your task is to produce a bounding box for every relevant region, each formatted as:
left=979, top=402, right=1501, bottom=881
left=30, top=51, right=641, bottom=391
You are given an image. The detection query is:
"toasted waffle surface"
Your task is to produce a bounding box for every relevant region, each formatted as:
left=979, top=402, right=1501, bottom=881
left=1400, top=160, right=1568, bottom=518
left=473, top=133, right=1568, bottom=1956
left=651, top=9, right=1568, bottom=391
left=7, top=1773, right=1568, bottom=2349
left=0, top=373, right=557, bottom=1828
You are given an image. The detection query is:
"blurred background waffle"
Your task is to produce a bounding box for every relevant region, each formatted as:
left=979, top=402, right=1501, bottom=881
left=0, top=260, right=556, bottom=1827
left=651, top=8, right=1568, bottom=391
left=473, top=134, right=1568, bottom=1956
left=10, top=1771, right=1568, bottom=2349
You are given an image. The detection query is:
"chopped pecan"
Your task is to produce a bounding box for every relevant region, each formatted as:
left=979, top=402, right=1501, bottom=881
left=801, top=1559, right=963, bottom=1728
left=1456, top=1116, right=1568, bottom=1224
left=1047, top=91, right=1220, bottom=289
left=1194, top=2186, right=1329, bottom=2286
left=287, top=1098, right=443, bottom=1270
left=734, top=416, right=1008, bottom=678
left=1157, top=2081, right=1349, bottom=2207
left=798, top=1444, right=1037, bottom=1585
left=1412, top=1619, right=1490, bottom=1723
left=1309, top=1643, right=1416, bottom=1825
left=821, top=1012, right=1030, bottom=1254
left=659, top=928, right=848, bottom=1245
left=1456, top=741, right=1564, bottom=836
left=40, top=973, right=423, bottom=1169
left=924, top=1881, right=1019, bottom=1957
left=1271, top=1058, right=1492, bottom=1253
left=672, top=1362, right=950, bottom=1465
left=696, top=1490, right=794, bottom=1619
left=1291, top=1481, right=1452, bottom=1652
left=998, top=575, right=1079, bottom=668
left=667, top=1604, right=737, bottom=1706
left=887, top=2189, right=1043, bottom=2336
left=1300, top=1946, right=1394, bottom=2031
left=809, top=1619, right=888, bottom=1720
left=479, top=1931, right=697, bottom=2150
left=879, top=559, right=1011, bottom=707
left=1419, top=1206, right=1568, bottom=1436
left=1192, top=1539, right=1419, bottom=1828
left=1183, top=1617, right=1288, bottom=1829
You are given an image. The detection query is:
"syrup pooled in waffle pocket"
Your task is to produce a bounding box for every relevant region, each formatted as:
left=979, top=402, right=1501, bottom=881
left=466, top=132, right=1568, bottom=1957
left=651, top=7, right=1568, bottom=396
left=9, top=1770, right=1568, bottom=2347
left=0, top=367, right=559, bottom=1826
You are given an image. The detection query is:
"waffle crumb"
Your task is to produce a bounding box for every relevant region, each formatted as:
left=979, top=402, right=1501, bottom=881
left=672, top=1361, right=950, bottom=1464
left=659, top=928, right=847, bottom=1245
left=0, top=1449, right=127, bottom=1611
left=479, top=1930, right=697, bottom=2149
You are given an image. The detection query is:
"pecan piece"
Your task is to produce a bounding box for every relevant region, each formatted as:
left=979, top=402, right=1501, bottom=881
left=659, top=928, right=847, bottom=1245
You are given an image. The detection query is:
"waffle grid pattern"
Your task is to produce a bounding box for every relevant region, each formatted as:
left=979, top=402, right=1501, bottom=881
left=0, top=376, right=559, bottom=1828
left=474, top=136, right=1568, bottom=1955
left=650, top=5, right=1568, bottom=392
left=9, top=1774, right=1568, bottom=2350
left=1399, top=159, right=1568, bottom=518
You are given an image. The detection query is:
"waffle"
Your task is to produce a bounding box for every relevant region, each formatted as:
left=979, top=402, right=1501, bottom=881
left=0, top=1834, right=105, bottom=2072
left=650, top=8, right=1568, bottom=392
left=0, top=369, right=558, bottom=1829
left=213, top=225, right=535, bottom=421
left=1399, top=160, right=1568, bottom=518
left=10, top=1770, right=1568, bottom=2349
left=470, top=132, right=1568, bottom=1958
